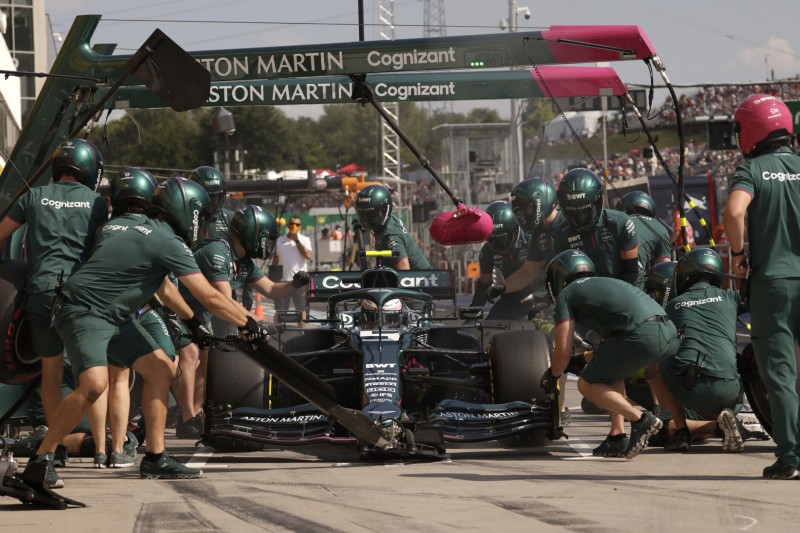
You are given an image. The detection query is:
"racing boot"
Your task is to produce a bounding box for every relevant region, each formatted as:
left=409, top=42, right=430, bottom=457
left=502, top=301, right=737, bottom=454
left=663, top=427, right=691, bottom=452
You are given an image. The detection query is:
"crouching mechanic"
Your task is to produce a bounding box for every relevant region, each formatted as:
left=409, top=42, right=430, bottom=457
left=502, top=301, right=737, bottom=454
left=650, top=249, right=748, bottom=453
left=541, top=249, right=679, bottom=458
left=21, top=177, right=272, bottom=488
left=471, top=201, right=534, bottom=320
left=174, top=204, right=311, bottom=439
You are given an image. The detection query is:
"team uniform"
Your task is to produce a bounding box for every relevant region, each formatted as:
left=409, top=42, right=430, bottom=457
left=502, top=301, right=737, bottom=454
left=476, top=232, right=531, bottom=319
left=95, top=213, right=178, bottom=360
left=7, top=182, right=107, bottom=357
left=532, top=210, right=637, bottom=279
left=730, top=145, right=800, bottom=469
left=628, top=214, right=672, bottom=287
left=376, top=215, right=431, bottom=270
left=554, top=277, right=679, bottom=384
left=177, top=238, right=265, bottom=348
left=55, top=217, right=200, bottom=376
left=205, top=207, right=233, bottom=242
left=662, top=283, right=743, bottom=416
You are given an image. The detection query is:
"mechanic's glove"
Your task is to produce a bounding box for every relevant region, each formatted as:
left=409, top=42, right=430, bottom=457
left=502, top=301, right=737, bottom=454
left=540, top=367, right=560, bottom=395
left=486, top=283, right=506, bottom=303
left=163, top=310, right=183, bottom=342
left=186, top=316, right=214, bottom=349
left=292, top=270, right=311, bottom=288
left=238, top=316, right=275, bottom=344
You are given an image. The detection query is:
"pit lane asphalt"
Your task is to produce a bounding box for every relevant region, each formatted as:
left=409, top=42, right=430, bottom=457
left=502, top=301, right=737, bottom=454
left=2, top=378, right=794, bottom=532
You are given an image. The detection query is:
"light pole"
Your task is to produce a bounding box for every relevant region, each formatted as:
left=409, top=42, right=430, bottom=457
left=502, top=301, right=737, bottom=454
left=212, top=107, right=236, bottom=178
left=501, top=1, right=530, bottom=182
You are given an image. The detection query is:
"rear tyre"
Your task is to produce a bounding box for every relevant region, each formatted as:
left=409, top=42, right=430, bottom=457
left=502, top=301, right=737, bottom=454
left=0, top=260, right=38, bottom=385
left=490, top=329, right=551, bottom=447
left=738, top=343, right=800, bottom=437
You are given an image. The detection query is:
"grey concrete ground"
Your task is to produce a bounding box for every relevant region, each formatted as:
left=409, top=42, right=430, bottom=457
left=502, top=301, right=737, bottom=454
left=2, top=378, right=794, bottom=532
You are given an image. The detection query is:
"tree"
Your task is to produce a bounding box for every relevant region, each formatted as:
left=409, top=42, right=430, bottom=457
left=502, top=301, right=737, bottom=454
left=316, top=104, right=381, bottom=173
left=91, top=109, right=214, bottom=176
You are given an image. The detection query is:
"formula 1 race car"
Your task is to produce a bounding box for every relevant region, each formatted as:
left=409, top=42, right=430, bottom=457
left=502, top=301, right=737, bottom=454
left=203, top=256, right=561, bottom=459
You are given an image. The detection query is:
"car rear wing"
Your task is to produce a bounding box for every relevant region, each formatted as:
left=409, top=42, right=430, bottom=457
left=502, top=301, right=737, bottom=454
left=307, top=270, right=456, bottom=303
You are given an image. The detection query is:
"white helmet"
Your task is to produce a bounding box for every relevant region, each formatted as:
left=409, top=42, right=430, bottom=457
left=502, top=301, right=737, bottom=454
left=360, top=298, right=403, bottom=328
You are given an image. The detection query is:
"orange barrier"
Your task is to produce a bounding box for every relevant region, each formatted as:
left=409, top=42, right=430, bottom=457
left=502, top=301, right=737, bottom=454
left=254, top=293, right=265, bottom=320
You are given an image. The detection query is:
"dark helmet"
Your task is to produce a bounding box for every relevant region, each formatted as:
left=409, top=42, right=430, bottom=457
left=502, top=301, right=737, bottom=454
left=355, top=184, right=392, bottom=231
left=644, top=261, right=677, bottom=308
left=733, top=94, right=794, bottom=158
left=557, top=168, right=604, bottom=232
left=187, top=166, right=226, bottom=215
left=485, top=200, right=520, bottom=252
left=231, top=205, right=279, bottom=260
left=674, top=248, right=724, bottom=295
left=620, top=190, right=656, bottom=218
left=151, top=177, right=211, bottom=248
left=509, top=178, right=558, bottom=232
left=51, top=138, right=104, bottom=190
left=545, top=249, right=596, bottom=303
left=109, top=167, right=158, bottom=212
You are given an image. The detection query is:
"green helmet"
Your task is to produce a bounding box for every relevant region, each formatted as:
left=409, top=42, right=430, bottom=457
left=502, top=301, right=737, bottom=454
left=557, top=168, right=604, bottom=231
left=644, top=261, right=677, bottom=308
left=152, top=177, right=212, bottom=248
left=545, top=249, right=596, bottom=303
left=355, top=184, right=392, bottom=231
left=620, top=191, right=656, bottom=218
left=510, top=178, right=558, bottom=232
left=51, top=138, right=104, bottom=190
left=674, top=248, right=724, bottom=295
left=231, top=205, right=279, bottom=260
left=486, top=200, right=520, bottom=252
left=187, top=166, right=226, bottom=215
left=109, top=167, right=158, bottom=213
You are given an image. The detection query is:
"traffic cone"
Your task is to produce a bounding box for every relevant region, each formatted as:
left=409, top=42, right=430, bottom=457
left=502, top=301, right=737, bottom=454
left=255, top=293, right=265, bottom=320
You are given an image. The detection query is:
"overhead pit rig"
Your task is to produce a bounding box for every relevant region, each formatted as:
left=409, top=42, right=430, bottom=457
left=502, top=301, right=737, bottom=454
left=0, top=16, right=670, bottom=220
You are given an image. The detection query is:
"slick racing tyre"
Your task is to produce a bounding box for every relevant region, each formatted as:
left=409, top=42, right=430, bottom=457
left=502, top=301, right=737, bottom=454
left=490, top=329, right=550, bottom=403
left=490, top=329, right=551, bottom=447
left=738, top=342, right=800, bottom=437
left=0, top=260, right=38, bottom=385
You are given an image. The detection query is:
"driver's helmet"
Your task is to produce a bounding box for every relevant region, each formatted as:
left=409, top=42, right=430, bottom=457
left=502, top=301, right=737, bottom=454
left=674, top=248, right=724, bottom=295
left=485, top=200, right=519, bottom=253
left=644, top=261, right=677, bottom=308
left=557, top=168, right=604, bottom=231
left=733, top=94, right=794, bottom=158
left=360, top=298, right=403, bottom=329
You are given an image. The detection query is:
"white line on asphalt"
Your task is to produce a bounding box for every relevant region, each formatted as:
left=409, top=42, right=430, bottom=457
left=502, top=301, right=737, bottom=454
left=563, top=439, right=596, bottom=460
left=734, top=515, right=758, bottom=531
left=186, top=447, right=228, bottom=468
